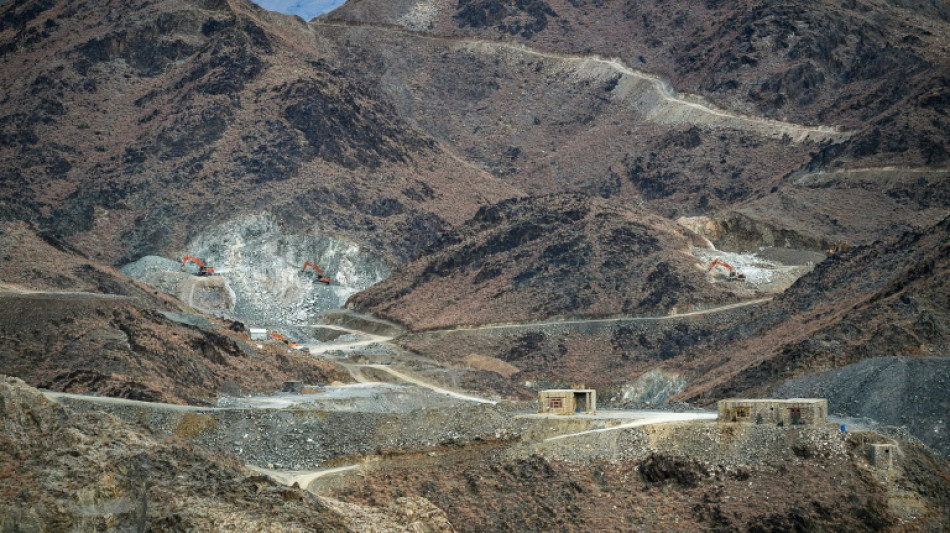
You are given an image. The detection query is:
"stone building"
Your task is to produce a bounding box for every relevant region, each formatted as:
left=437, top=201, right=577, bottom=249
left=718, top=398, right=827, bottom=426
left=538, top=389, right=597, bottom=415
left=869, top=443, right=898, bottom=469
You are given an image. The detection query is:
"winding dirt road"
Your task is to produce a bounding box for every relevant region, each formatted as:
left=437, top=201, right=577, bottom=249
left=357, top=364, right=497, bottom=404
left=420, top=297, right=772, bottom=334
left=248, top=464, right=360, bottom=489
left=538, top=412, right=719, bottom=442
left=312, top=20, right=851, bottom=143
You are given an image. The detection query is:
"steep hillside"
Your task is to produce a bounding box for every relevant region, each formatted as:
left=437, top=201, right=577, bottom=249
left=338, top=425, right=950, bottom=531
left=329, top=0, right=950, bottom=169
left=323, top=0, right=950, bottom=255
left=0, top=0, right=518, bottom=265
left=350, top=194, right=737, bottom=329
left=312, top=19, right=840, bottom=220
left=665, top=216, right=950, bottom=451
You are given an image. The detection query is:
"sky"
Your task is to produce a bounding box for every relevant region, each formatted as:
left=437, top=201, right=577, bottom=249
left=250, top=0, right=346, bottom=20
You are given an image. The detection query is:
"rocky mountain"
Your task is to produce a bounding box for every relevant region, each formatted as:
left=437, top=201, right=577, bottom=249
left=324, top=0, right=950, bottom=251
left=677, top=215, right=950, bottom=403
left=0, top=0, right=517, bottom=266
left=671, top=215, right=950, bottom=453
left=351, top=193, right=737, bottom=329
left=1, top=0, right=948, bottom=456
left=2, top=0, right=950, bottom=529
left=330, top=0, right=950, bottom=169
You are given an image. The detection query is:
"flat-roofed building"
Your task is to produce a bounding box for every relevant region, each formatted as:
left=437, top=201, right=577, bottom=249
left=718, top=398, right=827, bottom=426
left=538, top=389, right=596, bottom=415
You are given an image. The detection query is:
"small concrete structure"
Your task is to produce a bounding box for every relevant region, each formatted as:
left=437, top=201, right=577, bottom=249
left=718, top=398, right=827, bottom=426
left=282, top=381, right=304, bottom=394
left=249, top=328, right=268, bottom=341
left=538, top=389, right=596, bottom=415
left=869, top=443, right=898, bottom=469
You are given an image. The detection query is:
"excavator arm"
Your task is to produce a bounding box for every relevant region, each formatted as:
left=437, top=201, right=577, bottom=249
left=708, top=258, right=746, bottom=281
left=181, top=255, right=216, bottom=276
left=300, top=261, right=332, bottom=285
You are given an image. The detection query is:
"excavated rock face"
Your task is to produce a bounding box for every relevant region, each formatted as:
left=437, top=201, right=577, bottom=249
left=123, top=213, right=391, bottom=328
left=0, top=221, right=351, bottom=404
left=613, top=369, right=687, bottom=407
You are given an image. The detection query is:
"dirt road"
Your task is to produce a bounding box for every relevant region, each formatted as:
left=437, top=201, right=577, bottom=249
left=421, top=298, right=772, bottom=334
left=42, top=391, right=212, bottom=412
left=536, top=412, right=719, bottom=442
left=248, top=464, right=360, bottom=489
left=0, top=287, right=133, bottom=300
left=312, top=21, right=851, bottom=143
left=358, top=364, right=497, bottom=404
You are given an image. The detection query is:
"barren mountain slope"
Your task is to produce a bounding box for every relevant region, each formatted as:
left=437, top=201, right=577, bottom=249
left=0, top=0, right=518, bottom=265
left=313, top=19, right=839, bottom=220
left=329, top=0, right=950, bottom=169
left=0, top=221, right=349, bottom=404
left=389, top=215, right=950, bottom=454
left=706, top=167, right=950, bottom=253
left=350, top=194, right=738, bottom=329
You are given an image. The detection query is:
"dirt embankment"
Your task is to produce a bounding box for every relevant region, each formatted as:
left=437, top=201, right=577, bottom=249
left=54, top=394, right=526, bottom=470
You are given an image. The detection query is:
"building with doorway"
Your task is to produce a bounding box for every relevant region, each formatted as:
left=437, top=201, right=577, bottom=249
left=538, top=389, right=597, bottom=415
left=718, top=398, right=827, bottom=426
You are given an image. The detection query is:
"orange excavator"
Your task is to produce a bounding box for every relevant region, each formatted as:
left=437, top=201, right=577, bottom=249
left=708, top=258, right=747, bottom=281
left=826, top=241, right=850, bottom=255
left=300, top=261, right=332, bottom=285
left=181, top=254, right=217, bottom=276
left=268, top=331, right=300, bottom=348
